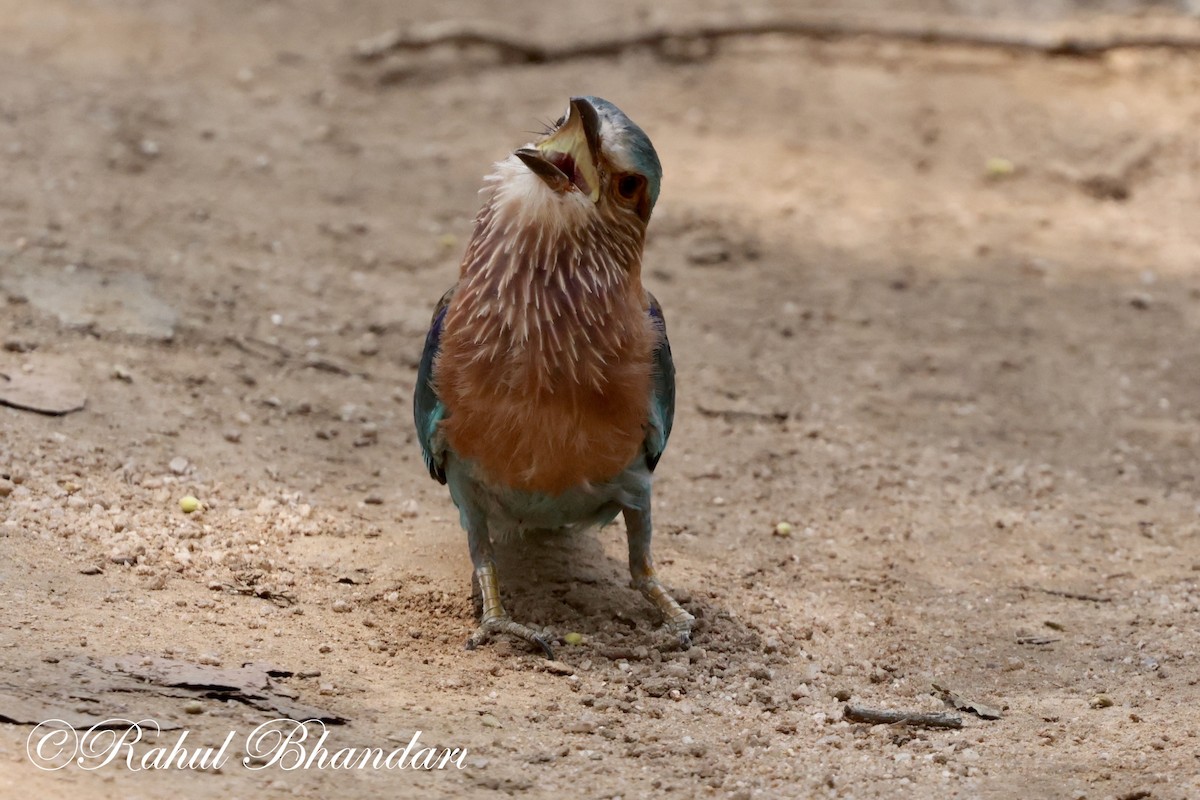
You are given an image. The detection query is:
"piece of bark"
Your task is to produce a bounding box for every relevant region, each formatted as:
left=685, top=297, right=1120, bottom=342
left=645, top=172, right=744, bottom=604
left=843, top=704, right=963, bottom=729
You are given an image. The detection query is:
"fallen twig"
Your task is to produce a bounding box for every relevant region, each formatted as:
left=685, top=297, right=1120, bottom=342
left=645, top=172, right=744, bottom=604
left=843, top=704, right=963, bottom=729
left=303, top=351, right=359, bottom=377
left=1046, top=138, right=1163, bottom=200
left=696, top=404, right=789, bottom=424
left=354, top=12, right=1200, bottom=66
left=1021, top=585, right=1112, bottom=603
left=224, top=335, right=368, bottom=379
left=1017, top=635, right=1060, bottom=646
left=208, top=580, right=297, bottom=607
left=225, top=335, right=287, bottom=362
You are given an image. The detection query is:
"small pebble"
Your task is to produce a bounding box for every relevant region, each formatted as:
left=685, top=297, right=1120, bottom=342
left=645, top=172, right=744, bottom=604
left=183, top=700, right=204, bottom=715
left=358, top=334, right=380, bottom=356
left=169, top=457, right=189, bottom=475
left=564, top=717, right=597, bottom=734
left=686, top=235, right=732, bottom=265
left=331, top=599, right=351, bottom=613
left=1089, top=694, right=1114, bottom=709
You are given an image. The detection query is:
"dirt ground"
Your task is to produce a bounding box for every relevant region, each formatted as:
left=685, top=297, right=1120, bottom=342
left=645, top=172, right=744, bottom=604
left=3, top=1, right=1200, bottom=798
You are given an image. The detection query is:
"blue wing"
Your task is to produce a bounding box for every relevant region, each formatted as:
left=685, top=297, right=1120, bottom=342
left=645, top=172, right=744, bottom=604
left=414, top=288, right=454, bottom=485
left=645, top=293, right=675, bottom=472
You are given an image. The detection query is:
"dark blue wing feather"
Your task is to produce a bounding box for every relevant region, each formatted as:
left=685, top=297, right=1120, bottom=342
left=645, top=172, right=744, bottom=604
left=645, top=293, right=675, bottom=471
left=414, top=288, right=454, bottom=484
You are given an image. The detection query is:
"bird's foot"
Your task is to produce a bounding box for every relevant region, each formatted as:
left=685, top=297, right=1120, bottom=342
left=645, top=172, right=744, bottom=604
left=466, top=615, right=555, bottom=659
left=634, top=576, right=695, bottom=650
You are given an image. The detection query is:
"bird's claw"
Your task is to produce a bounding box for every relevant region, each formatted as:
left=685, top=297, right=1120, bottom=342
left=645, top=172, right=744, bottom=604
left=635, top=576, right=695, bottom=650
left=466, top=615, right=555, bottom=659
left=667, top=613, right=695, bottom=650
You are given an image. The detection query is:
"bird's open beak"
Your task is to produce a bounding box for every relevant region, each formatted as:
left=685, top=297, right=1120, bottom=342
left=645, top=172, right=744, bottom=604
left=515, top=97, right=602, bottom=203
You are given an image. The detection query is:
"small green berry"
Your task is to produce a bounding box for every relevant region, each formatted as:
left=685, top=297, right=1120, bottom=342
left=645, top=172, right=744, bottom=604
left=985, top=157, right=1015, bottom=178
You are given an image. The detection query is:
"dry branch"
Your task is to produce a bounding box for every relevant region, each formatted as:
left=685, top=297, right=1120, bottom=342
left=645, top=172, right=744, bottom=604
left=1021, top=585, right=1112, bottom=603
left=1047, top=138, right=1163, bottom=201
left=354, top=12, right=1200, bottom=65
left=224, top=335, right=367, bottom=379
left=696, top=403, right=789, bottom=424
left=844, top=704, right=963, bottom=729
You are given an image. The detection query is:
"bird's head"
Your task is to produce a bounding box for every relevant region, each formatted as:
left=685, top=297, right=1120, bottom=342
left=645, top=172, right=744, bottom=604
left=514, top=96, right=662, bottom=225
left=476, top=96, right=662, bottom=258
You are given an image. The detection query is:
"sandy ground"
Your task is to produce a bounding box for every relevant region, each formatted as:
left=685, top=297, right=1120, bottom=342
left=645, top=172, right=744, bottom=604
left=3, top=1, right=1200, bottom=798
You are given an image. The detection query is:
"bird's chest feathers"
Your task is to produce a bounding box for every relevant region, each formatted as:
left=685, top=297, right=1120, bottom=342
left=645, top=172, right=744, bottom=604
left=436, top=241, right=655, bottom=495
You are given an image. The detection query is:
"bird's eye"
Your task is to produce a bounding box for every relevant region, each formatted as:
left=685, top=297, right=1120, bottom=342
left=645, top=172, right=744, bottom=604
left=617, top=174, right=644, bottom=200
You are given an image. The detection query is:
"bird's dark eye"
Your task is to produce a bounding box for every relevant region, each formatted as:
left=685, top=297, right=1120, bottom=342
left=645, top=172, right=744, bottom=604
left=617, top=174, right=644, bottom=200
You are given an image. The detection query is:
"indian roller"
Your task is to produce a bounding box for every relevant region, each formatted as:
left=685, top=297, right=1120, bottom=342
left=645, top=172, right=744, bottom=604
left=413, top=96, right=694, bottom=657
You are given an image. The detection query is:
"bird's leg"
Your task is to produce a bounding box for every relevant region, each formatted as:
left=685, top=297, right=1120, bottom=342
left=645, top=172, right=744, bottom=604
left=464, top=523, right=554, bottom=659
left=623, top=505, right=695, bottom=648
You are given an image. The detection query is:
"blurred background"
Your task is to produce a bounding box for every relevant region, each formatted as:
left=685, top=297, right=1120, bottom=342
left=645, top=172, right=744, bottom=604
left=2, top=2, right=1200, bottom=799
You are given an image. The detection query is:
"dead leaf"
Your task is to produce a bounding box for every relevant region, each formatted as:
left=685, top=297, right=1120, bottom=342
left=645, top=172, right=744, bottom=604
left=1, top=267, right=177, bottom=340
left=0, top=655, right=345, bottom=730
left=101, top=656, right=346, bottom=723
left=0, top=358, right=86, bottom=415
left=932, top=682, right=1003, bottom=720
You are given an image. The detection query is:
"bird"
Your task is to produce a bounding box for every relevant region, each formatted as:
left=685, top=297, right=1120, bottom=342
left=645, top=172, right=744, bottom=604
left=413, top=96, right=693, bottom=658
